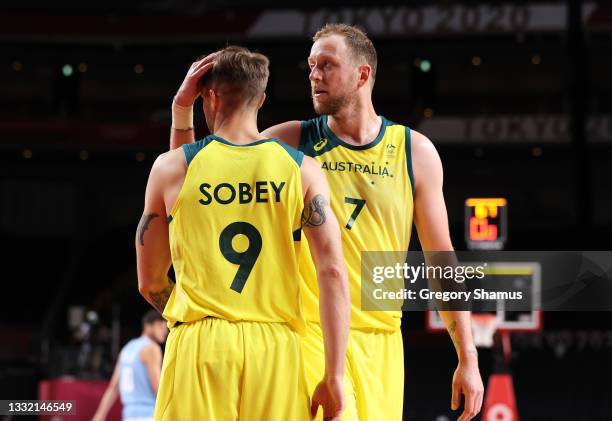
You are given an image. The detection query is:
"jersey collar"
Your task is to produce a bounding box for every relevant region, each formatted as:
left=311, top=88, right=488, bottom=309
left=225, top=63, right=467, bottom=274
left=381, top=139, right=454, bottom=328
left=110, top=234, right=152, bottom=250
left=210, top=134, right=275, bottom=147
left=322, top=115, right=388, bottom=151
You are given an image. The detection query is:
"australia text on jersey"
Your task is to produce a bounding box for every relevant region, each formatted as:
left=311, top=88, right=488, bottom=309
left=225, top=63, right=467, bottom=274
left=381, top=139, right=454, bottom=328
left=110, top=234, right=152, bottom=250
left=320, top=161, right=394, bottom=178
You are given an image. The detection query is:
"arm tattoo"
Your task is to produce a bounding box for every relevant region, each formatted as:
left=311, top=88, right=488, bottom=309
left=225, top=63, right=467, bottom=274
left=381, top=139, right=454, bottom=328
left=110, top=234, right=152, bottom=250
left=137, top=213, right=159, bottom=246
left=447, top=320, right=478, bottom=357
left=302, top=194, right=328, bottom=227
left=148, top=280, right=174, bottom=314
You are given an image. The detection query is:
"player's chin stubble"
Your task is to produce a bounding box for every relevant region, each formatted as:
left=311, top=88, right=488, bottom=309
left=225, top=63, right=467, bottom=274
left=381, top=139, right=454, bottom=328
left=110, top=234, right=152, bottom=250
left=312, top=94, right=346, bottom=115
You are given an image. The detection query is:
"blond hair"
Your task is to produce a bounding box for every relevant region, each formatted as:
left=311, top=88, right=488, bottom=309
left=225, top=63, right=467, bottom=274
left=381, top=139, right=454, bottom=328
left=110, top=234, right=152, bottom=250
left=313, top=23, right=377, bottom=80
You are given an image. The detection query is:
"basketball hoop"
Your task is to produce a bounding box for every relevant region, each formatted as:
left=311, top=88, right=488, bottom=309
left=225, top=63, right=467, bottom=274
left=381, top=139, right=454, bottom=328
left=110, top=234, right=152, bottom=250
left=472, top=313, right=499, bottom=348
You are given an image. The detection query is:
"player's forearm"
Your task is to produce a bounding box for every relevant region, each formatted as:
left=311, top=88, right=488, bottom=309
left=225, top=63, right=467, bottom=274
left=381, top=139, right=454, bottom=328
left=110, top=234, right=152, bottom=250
left=138, top=276, right=175, bottom=314
left=135, top=210, right=173, bottom=313
left=144, top=364, right=161, bottom=394
left=438, top=311, right=478, bottom=362
left=93, top=386, right=118, bottom=419
left=170, top=100, right=195, bottom=150
left=318, top=263, right=350, bottom=380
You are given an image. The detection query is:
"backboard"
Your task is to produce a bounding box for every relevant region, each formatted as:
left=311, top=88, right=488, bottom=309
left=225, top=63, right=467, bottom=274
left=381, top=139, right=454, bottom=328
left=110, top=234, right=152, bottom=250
left=426, top=262, right=542, bottom=332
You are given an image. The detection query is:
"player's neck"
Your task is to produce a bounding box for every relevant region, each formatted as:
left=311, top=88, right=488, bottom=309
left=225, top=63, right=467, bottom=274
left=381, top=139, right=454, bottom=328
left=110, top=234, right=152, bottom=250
left=212, top=112, right=262, bottom=145
left=327, top=99, right=380, bottom=146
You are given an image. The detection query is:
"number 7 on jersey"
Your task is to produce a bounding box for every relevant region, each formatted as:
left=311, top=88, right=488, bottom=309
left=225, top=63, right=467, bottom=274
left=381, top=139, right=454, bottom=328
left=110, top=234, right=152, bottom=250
left=344, top=197, right=366, bottom=230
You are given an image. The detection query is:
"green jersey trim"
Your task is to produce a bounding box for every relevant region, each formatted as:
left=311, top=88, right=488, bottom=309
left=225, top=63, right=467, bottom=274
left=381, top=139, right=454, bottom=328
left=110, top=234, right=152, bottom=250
left=182, top=136, right=214, bottom=166
left=321, top=115, right=389, bottom=151
left=271, top=140, right=305, bottom=167
left=299, top=115, right=390, bottom=156
left=405, top=126, right=415, bottom=197
left=183, top=135, right=303, bottom=167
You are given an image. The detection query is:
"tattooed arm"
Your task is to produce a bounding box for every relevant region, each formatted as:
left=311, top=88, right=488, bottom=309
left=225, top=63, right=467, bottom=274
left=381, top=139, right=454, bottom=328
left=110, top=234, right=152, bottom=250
left=412, top=130, right=483, bottom=421
left=136, top=153, right=176, bottom=314
left=437, top=312, right=481, bottom=416
left=300, top=156, right=349, bottom=420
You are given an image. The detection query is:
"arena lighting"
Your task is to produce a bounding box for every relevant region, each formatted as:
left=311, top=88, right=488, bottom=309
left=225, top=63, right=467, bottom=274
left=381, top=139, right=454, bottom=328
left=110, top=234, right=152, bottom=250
left=424, top=108, right=433, bottom=118
left=62, top=64, right=73, bottom=77
left=13, top=61, right=22, bottom=71
left=78, top=62, right=88, bottom=73
left=472, top=56, right=482, bottom=66
left=419, top=59, right=431, bottom=73
left=134, top=64, right=144, bottom=74
left=531, top=54, right=541, bottom=65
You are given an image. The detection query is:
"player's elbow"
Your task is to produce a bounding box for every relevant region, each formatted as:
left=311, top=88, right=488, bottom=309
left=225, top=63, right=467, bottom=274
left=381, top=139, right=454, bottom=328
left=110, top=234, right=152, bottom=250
left=137, top=273, right=154, bottom=298
left=319, top=262, right=346, bottom=282
left=318, top=262, right=349, bottom=296
left=137, top=263, right=164, bottom=297
left=138, top=280, right=149, bottom=298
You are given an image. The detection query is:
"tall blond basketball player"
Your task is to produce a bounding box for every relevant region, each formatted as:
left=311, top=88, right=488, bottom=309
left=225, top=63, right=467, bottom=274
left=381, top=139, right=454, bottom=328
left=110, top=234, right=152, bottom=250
left=170, top=25, right=484, bottom=421
left=137, top=46, right=350, bottom=421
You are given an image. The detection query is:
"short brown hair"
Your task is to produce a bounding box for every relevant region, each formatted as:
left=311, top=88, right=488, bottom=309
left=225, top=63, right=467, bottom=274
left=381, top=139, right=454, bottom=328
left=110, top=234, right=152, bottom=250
left=197, top=45, right=269, bottom=104
left=313, top=23, right=377, bottom=80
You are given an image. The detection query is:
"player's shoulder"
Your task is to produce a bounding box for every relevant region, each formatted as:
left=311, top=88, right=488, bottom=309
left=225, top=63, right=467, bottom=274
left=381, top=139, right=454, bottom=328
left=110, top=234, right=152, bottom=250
left=149, top=147, right=189, bottom=190
left=156, top=147, right=185, bottom=164
left=300, top=155, right=327, bottom=184
left=152, top=148, right=187, bottom=173
left=180, top=135, right=217, bottom=165
left=298, top=115, right=326, bottom=146
left=266, top=138, right=305, bottom=167
left=409, top=129, right=439, bottom=159
left=139, top=341, right=162, bottom=362
left=408, top=129, right=443, bottom=189
left=300, top=115, right=326, bottom=132
left=300, top=115, right=326, bottom=130
left=300, top=155, right=320, bottom=171
left=261, top=121, right=302, bottom=149
left=299, top=155, right=326, bottom=192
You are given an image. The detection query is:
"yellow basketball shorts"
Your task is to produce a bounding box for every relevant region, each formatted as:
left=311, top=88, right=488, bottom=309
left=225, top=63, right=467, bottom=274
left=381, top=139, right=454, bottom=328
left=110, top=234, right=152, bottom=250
left=301, top=322, right=404, bottom=421
left=154, top=317, right=310, bottom=421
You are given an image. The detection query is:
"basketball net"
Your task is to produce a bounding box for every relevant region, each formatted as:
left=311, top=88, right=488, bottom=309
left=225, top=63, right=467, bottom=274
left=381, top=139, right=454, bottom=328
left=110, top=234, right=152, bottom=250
left=472, top=313, right=499, bottom=348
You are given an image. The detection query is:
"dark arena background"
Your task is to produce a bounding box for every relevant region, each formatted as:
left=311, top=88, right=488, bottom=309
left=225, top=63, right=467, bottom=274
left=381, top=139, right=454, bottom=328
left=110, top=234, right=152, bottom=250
left=1, top=1, right=612, bottom=420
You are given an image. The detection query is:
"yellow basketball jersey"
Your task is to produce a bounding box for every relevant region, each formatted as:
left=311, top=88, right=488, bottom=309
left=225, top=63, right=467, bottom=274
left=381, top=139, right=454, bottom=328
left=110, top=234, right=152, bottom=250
left=299, top=116, right=414, bottom=331
left=163, top=135, right=306, bottom=332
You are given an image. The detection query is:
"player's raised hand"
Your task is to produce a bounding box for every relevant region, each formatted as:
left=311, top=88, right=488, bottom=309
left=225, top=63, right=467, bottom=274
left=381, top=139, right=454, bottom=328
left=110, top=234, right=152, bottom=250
left=310, top=376, right=345, bottom=421
left=451, top=356, right=484, bottom=421
left=174, top=52, right=218, bottom=107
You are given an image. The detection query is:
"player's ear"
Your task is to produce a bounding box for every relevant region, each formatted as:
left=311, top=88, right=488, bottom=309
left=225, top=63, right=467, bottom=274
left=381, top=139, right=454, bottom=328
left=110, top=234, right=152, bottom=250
left=208, top=89, right=219, bottom=112
left=357, top=64, right=372, bottom=89
left=256, top=92, right=266, bottom=110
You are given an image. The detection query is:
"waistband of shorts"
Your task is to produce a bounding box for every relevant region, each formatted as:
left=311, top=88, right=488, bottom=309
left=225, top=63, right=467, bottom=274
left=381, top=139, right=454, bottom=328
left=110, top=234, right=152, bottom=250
left=173, top=317, right=292, bottom=328
left=306, top=320, right=401, bottom=334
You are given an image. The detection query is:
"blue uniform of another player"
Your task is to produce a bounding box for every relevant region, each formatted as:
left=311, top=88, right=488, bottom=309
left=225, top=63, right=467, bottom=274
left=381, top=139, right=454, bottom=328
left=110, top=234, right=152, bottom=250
left=92, top=311, right=167, bottom=421
left=118, top=336, right=157, bottom=420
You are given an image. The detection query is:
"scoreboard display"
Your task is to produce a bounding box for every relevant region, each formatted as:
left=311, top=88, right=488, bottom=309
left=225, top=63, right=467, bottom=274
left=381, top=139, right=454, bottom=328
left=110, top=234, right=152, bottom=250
left=465, top=198, right=507, bottom=250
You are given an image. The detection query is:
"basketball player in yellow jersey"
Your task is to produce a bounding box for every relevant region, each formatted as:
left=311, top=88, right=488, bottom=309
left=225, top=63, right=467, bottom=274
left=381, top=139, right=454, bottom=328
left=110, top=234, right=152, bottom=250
left=170, top=27, right=484, bottom=421
left=137, top=46, right=350, bottom=421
